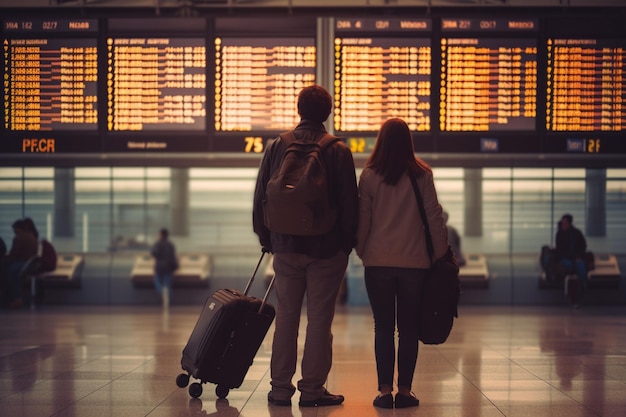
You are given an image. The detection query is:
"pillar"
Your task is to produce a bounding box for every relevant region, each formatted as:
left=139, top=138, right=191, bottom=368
left=54, top=168, right=75, bottom=237
left=585, top=168, right=606, bottom=237
left=464, top=168, right=482, bottom=237
left=169, top=168, right=189, bottom=236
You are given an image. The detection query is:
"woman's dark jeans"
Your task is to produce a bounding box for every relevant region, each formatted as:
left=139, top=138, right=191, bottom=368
left=365, top=266, right=428, bottom=391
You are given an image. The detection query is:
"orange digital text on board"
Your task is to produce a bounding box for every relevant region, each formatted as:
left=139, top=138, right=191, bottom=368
left=22, top=138, right=55, bottom=153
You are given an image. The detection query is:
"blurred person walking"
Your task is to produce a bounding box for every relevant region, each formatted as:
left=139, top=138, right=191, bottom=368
left=151, top=228, right=178, bottom=307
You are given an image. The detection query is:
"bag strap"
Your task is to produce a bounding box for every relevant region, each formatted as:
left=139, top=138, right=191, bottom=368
left=278, top=131, right=338, bottom=149
left=317, top=132, right=340, bottom=149
left=279, top=131, right=297, bottom=146
left=409, top=173, right=434, bottom=265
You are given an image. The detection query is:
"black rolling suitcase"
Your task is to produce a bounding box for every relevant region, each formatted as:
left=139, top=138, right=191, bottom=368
left=176, top=251, right=275, bottom=399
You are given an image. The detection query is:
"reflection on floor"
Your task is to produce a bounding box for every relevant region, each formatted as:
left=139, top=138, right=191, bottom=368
left=1, top=305, right=625, bottom=417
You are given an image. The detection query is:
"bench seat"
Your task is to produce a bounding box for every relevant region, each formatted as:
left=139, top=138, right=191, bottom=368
left=539, top=253, right=621, bottom=290
left=458, top=254, right=489, bottom=288
left=587, top=254, right=621, bottom=289
left=131, top=253, right=212, bottom=288
left=38, top=254, right=84, bottom=288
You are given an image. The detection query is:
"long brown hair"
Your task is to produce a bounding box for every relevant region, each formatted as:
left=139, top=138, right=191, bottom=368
left=365, top=118, right=429, bottom=185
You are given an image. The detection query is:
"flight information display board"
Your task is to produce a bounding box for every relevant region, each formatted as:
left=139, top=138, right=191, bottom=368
left=214, top=37, right=316, bottom=132
left=546, top=39, right=625, bottom=132
left=1, top=13, right=625, bottom=157
left=3, top=37, right=98, bottom=131
left=107, top=37, right=207, bottom=131
left=439, top=18, right=538, bottom=133
left=2, top=20, right=98, bottom=132
left=440, top=37, right=537, bottom=131
left=334, top=37, right=431, bottom=132
left=334, top=18, right=432, bottom=133
left=1, top=18, right=100, bottom=153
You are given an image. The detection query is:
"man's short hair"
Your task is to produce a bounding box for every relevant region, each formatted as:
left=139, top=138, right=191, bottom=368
left=297, top=85, right=332, bottom=123
left=561, top=214, right=573, bottom=224
left=160, top=228, right=169, bottom=239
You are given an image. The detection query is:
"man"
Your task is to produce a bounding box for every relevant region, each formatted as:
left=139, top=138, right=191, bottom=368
left=150, top=228, right=178, bottom=305
left=555, top=214, right=588, bottom=304
left=253, top=85, right=358, bottom=407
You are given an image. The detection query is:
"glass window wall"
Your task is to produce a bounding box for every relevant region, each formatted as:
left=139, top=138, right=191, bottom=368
left=0, top=165, right=623, bottom=306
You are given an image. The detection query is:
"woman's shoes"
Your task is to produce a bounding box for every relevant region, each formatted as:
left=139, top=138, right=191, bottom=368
left=394, top=392, right=420, bottom=408
left=373, top=392, right=419, bottom=408
left=373, top=393, right=393, bottom=409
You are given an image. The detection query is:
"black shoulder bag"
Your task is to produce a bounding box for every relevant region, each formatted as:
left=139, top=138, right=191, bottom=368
left=409, top=173, right=461, bottom=345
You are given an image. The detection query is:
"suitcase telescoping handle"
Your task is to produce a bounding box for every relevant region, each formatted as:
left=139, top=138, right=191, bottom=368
left=243, top=251, right=265, bottom=296
left=260, top=274, right=276, bottom=314
left=243, top=251, right=275, bottom=314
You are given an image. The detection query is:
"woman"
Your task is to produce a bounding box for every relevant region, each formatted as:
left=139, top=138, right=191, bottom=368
left=356, top=118, right=448, bottom=408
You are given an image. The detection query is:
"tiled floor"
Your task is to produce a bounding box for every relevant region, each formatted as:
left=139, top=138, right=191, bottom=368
left=1, top=304, right=625, bottom=417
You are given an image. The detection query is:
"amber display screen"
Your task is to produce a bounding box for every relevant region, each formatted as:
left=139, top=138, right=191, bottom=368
left=1, top=14, right=625, bottom=155
left=106, top=37, right=207, bottom=131
left=334, top=37, right=431, bottom=133
left=3, top=38, right=98, bottom=131
left=546, top=39, right=625, bottom=132
left=214, top=37, right=316, bottom=132
left=439, top=37, right=538, bottom=132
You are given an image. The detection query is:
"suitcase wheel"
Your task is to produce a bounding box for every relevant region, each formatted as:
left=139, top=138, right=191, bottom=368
left=189, top=382, right=203, bottom=398
left=176, top=373, right=190, bottom=388
left=216, top=385, right=230, bottom=399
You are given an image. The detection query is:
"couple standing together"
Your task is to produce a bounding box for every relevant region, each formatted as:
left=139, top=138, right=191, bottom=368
left=253, top=85, right=449, bottom=409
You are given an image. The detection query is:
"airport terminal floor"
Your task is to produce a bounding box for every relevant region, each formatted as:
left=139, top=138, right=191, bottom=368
left=1, top=305, right=625, bottom=417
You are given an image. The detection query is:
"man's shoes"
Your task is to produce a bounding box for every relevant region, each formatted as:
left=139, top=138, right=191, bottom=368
left=299, top=389, right=344, bottom=407
left=373, top=393, right=393, bottom=409
left=267, top=392, right=291, bottom=406
left=394, top=392, right=419, bottom=408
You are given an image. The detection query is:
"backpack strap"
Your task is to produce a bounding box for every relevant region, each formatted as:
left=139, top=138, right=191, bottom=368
left=278, top=131, right=297, bottom=146
left=278, top=131, right=339, bottom=149
left=317, top=132, right=340, bottom=149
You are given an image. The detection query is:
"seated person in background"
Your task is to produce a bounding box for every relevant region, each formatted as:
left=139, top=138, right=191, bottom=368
left=1, top=219, right=39, bottom=308
left=555, top=213, right=588, bottom=289
left=443, top=211, right=466, bottom=267
left=22, top=217, right=39, bottom=241
left=23, top=217, right=57, bottom=273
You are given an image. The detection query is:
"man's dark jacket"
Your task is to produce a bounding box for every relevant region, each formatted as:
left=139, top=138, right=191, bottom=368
left=253, top=120, right=358, bottom=258
left=151, top=238, right=177, bottom=275
left=555, top=225, right=587, bottom=261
